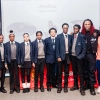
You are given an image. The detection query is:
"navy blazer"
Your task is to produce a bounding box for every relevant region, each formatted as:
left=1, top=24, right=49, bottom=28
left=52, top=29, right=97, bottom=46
left=20, top=42, right=33, bottom=64
left=45, top=37, right=57, bottom=63
left=56, top=33, right=72, bottom=60
left=71, top=32, right=86, bottom=59
left=5, top=41, right=20, bottom=64
left=0, top=43, right=6, bottom=68
left=32, top=39, right=46, bottom=63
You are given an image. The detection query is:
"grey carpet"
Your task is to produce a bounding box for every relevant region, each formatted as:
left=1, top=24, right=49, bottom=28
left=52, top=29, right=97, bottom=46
left=0, top=78, right=100, bottom=100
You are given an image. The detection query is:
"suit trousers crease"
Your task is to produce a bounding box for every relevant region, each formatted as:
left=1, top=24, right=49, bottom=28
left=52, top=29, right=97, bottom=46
left=83, top=53, right=96, bottom=85
left=34, top=58, right=45, bottom=87
left=46, top=63, right=57, bottom=86
left=8, top=60, right=20, bottom=90
left=0, top=61, right=6, bottom=89
left=71, top=56, right=84, bottom=89
left=57, top=54, right=70, bottom=88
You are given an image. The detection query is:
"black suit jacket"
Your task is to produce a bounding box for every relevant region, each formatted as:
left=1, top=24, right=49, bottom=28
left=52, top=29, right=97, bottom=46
left=45, top=37, right=57, bottom=63
left=32, top=39, right=46, bottom=63
left=5, top=41, right=20, bottom=64
left=20, top=42, right=33, bottom=65
left=0, top=43, right=6, bottom=68
left=56, top=33, right=72, bottom=61
left=71, top=32, right=86, bottom=60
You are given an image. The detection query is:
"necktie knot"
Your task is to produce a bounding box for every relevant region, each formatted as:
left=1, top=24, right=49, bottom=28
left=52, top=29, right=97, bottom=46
left=39, top=40, right=41, bottom=42
left=65, top=35, right=67, bottom=38
left=11, top=42, right=13, bottom=45
left=27, top=43, right=29, bottom=45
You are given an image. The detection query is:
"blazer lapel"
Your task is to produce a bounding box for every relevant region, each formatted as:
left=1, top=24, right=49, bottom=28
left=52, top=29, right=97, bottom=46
left=72, top=34, right=74, bottom=44
left=15, top=42, right=18, bottom=53
left=22, top=42, right=25, bottom=56
left=30, top=42, right=32, bottom=56
left=76, top=33, right=80, bottom=46
left=8, top=42, right=11, bottom=55
left=61, top=33, right=65, bottom=47
left=50, top=37, right=54, bottom=50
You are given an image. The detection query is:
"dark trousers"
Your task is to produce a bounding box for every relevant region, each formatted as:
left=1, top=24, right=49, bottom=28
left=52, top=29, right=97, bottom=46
left=21, top=68, right=31, bottom=83
left=71, top=56, right=84, bottom=89
left=83, top=53, right=96, bottom=85
left=8, top=60, right=20, bottom=91
left=96, top=60, right=100, bottom=86
left=0, top=61, right=6, bottom=89
left=57, top=54, right=70, bottom=88
left=34, top=58, right=45, bottom=87
left=46, top=62, right=58, bottom=86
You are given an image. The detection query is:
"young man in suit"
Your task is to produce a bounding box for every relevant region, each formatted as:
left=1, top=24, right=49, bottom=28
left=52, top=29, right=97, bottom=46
left=70, top=24, right=86, bottom=96
left=56, top=23, right=72, bottom=93
left=0, top=34, right=7, bottom=93
left=32, top=31, right=46, bottom=92
left=5, top=30, right=20, bottom=94
left=45, top=28, right=58, bottom=91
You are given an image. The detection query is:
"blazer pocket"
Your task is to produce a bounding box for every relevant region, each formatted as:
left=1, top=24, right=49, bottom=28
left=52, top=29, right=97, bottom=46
left=78, top=42, right=81, bottom=45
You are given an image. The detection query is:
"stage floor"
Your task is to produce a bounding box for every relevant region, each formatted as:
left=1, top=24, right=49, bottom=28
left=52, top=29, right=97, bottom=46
left=0, top=78, right=100, bottom=100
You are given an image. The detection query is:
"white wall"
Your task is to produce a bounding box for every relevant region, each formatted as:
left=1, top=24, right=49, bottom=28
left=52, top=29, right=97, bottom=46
left=1, top=0, right=100, bottom=42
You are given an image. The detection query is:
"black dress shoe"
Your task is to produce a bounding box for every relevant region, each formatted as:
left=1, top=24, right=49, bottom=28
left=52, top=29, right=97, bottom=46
left=10, top=90, right=14, bottom=94
left=70, top=86, right=79, bottom=91
left=1, top=88, right=7, bottom=93
left=47, top=86, right=51, bottom=92
left=34, top=87, right=38, bottom=92
left=23, top=88, right=27, bottom=93
left=64, top=87, right=68, bottom=93
left=52, top=84, right=58, bottom=88
left=27, top=88, right=30, bottom=92
left=80, top=90, right=85, bottom=96
left=90, top=86, right=96, bottom=95
left=57, top=88, right=61, bottom=93
left=40, top=86, right=44, bottom=92
left=83, top=84, right=90, bottom=90
left=16, top=90, right=20, bottom=93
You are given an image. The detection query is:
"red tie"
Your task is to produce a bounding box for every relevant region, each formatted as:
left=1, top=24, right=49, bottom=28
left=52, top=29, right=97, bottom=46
left=74, top=34, right=77, bottom=38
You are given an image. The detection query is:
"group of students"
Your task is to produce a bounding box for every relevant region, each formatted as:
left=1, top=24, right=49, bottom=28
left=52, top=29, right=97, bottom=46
left=0, top=19, right=100, bottom=96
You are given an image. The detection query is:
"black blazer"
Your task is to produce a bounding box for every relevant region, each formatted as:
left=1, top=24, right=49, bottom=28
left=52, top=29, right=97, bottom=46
left=91, top=29, right=100, bottom=53
left=32, top=39, right=46, bottom=63
left=45, top=37, right=57, bottom=63
left=5, top=41, right=20, bottom=64
left=20, top=42, right=33, bottom=65
left=71, top=32, right=86, bottom=60
left=56, top=33, right=72, bottom=61
left=0, top=43, right=6, bottom=68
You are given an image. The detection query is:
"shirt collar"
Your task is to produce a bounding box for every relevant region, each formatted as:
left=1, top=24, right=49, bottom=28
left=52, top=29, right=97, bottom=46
left=74, top=32, right=79, bottom=37
left=25, top=41, right=29, bottom=45
left=63, top=33, right=68, bottom=37
left=0, top=43, right=3, bottom=46
left=10, top=41, right=15, bottom=44
left=51, top=36, right=55, bottom=40
left=37, top=39, right=42, bottom=42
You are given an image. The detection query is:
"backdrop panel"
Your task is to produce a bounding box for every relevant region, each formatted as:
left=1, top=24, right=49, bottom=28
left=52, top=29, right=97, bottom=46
left=1, top=0, right=99, bottom=88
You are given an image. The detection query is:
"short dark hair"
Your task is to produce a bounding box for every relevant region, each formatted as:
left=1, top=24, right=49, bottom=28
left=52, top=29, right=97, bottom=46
left=23, top=33, right=29, bottom=36
left=49, top=28, right=57, bottom=33
left=0, top=34, right=3, bottom=37
left=62, top=23, right=69, bottom=28
left=36, top=31, right=43, bottom=36
left=73, top=24, right=81, bottom=29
